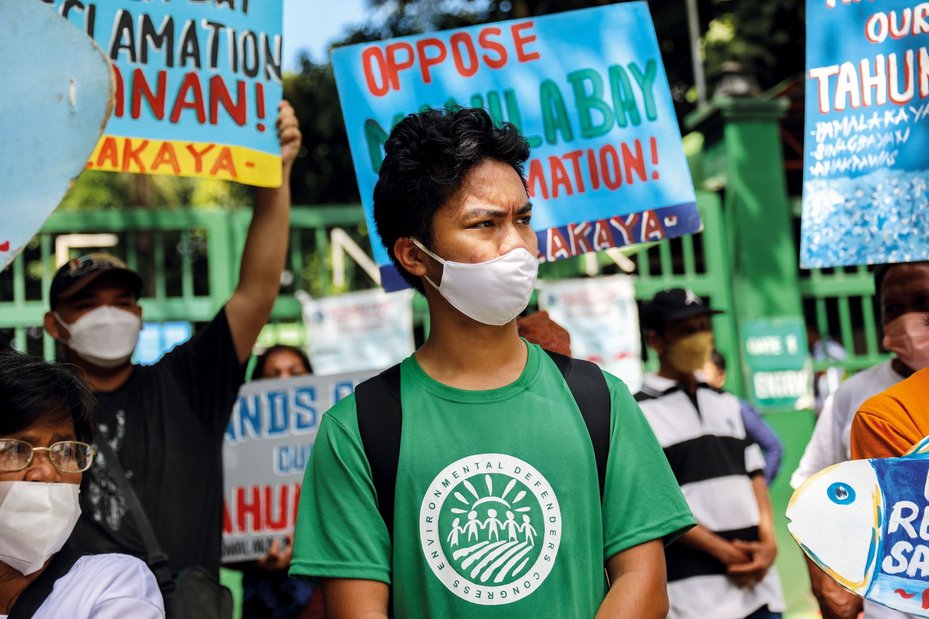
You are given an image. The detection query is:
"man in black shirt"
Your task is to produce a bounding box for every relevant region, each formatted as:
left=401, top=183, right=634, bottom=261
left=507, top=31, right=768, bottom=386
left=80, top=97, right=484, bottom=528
left=41, top=102, right=301, bottom=580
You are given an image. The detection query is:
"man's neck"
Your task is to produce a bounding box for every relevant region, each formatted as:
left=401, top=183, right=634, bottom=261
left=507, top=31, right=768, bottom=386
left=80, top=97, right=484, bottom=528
left=415, top=304, right=528, bottom=390
left=63, top=350, right=133, bottom=393
left=0, top=562, right=43, bottom=614
left=892, top=357, right=916, bottom=379
left=656, top=361, right=698, bottom=395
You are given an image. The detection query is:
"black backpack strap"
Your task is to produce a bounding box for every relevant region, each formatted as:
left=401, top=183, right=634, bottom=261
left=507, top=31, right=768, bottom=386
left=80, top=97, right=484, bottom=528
left=355, top=362, right=403, bottom=540
left=8, top=545, right=86, bottom=619
left=544, top=349, right=612, bottom=502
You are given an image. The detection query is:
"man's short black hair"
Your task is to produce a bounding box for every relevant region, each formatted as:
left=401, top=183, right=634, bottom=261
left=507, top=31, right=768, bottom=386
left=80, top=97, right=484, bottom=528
left=372, top=107, right=531, bottom=292
left=0, top=351, right=96, bottom=444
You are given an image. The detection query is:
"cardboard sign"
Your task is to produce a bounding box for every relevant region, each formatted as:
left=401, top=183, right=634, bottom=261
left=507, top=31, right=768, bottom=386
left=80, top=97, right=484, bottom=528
left=332, top=3, right=700, bottom=291
left=300, top=288, right=415, bottom=375
left=741, top=317, right=813, bottom=411
left=221, top=370, right=375, bottom=563
left=0, top=0, right=113, bottom=272
left=537, top=275, right=643, bottom=391
left=47, top=0, right=284, bottom=187
left=788, top=435, right=929, bottom=616
left=800, top=0, right=929, bottom=268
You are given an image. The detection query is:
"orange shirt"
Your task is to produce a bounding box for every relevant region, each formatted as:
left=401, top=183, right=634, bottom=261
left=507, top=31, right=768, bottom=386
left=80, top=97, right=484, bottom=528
left=851, top=368, right=929, bottom=459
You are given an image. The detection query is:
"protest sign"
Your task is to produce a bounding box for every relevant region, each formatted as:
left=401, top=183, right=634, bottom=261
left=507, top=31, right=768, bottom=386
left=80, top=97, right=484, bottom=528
left=788, top=436, right=929, bottom=617
left=300, top=288, right=416, bottom=375
left=741, top=317, right=813, bottom=411
left=1, top=0, right=113, bottom=272
left=537, top=275, right=643, bottom=391
left=222, top=370, right=375, bottom=562
left=332, top=3, right=700, bottom=291
left=46, top=0, right=283, bottom=187
left=801, top=0, right=929, bottom=268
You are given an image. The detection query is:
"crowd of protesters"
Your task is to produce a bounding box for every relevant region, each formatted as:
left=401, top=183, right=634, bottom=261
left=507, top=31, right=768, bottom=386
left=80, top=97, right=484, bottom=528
left=2, top=105, right=928, bottom=619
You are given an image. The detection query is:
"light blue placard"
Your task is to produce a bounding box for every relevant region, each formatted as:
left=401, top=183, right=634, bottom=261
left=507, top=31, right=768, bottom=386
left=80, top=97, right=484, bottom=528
left=801, top=0, right=929, bottom=268
left=47, top=0, right=283, bottom=186
left=0, top=0, right=113, bottom=272
left=332, top=3, right=700, bottom=291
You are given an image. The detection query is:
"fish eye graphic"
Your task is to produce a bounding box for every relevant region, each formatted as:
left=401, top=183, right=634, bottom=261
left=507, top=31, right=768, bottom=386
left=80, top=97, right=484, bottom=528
left=827, top=482, right=856, bottom=505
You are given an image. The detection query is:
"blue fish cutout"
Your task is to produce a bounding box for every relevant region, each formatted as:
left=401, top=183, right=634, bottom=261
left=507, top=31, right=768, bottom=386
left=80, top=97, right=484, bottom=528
left=788, top=434, right=929, bottom=616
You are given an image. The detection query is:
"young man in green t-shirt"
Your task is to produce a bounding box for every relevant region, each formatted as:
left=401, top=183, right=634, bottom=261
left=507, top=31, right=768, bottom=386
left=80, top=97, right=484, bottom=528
left=290, top=107, right=695, bottom=617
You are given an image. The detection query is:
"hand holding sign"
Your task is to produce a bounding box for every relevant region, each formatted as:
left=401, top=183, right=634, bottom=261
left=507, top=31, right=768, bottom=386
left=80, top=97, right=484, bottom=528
left=0, top=0, right=114, bottom=272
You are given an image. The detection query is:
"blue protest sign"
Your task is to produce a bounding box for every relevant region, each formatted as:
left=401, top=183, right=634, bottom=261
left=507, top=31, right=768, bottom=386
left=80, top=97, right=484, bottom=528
left=0, top=0, right=113, bottom=272
left=332, top=3, right=700, bottom=290
left=48, top=0, right=283, bottom=187
left=801, top=0, right=929, bottom=268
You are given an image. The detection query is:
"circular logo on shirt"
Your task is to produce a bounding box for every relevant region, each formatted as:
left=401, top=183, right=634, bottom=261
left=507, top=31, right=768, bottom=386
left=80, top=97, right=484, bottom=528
left=419, top=453, right=562, bottom=606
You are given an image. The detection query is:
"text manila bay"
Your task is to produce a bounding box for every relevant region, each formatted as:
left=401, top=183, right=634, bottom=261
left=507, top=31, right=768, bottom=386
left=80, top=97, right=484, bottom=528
left=45, top=0, right=279, bottom=180
left=360, top=21, right=672, bottom=261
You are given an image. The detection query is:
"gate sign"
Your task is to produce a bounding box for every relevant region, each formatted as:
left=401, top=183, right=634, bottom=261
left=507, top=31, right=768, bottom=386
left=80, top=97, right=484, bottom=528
left=801, top=0, right=929, bottom=268
left=1, top=0, right=113, bottom=272
left=742, top=317, right=813, bottom=411
left=332, top=3, right=700, bottom=291
left=47, top=0, right=284, bottom=187
left=222, top=370, right=375, bottom=563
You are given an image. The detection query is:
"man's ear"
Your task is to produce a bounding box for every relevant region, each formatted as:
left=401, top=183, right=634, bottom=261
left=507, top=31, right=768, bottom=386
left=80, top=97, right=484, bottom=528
left=645, top=329, right=664, bottom=356
left=44, top=311, right=67, bottom=341
left=393, top=237, right=428, bottom=278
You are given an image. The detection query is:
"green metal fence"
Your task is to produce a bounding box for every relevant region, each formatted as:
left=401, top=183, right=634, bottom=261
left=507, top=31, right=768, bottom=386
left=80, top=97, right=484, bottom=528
left=0, top=192, right=740, bottom=379
left=789, top=200, right=888, bottom=376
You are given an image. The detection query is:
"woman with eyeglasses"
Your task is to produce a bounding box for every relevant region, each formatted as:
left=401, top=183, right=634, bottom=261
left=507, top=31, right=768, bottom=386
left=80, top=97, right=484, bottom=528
left=0, top=350, right=164, bottom=618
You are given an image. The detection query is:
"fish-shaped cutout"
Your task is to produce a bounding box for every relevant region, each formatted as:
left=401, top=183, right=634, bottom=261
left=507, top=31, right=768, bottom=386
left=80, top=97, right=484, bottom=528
left=0, top=0, right=114, bottom=272
left=788, top=434, right=929, bottom=616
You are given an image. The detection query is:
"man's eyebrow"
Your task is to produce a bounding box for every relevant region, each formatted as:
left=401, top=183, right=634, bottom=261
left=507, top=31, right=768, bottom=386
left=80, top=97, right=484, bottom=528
left=463, top=202, right=533, bottom=218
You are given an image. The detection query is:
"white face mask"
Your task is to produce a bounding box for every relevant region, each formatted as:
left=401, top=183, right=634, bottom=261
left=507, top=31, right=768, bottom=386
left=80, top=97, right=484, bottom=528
left=55, top=305, right=142, bottom=368
left=412, top=238, right=539, bottom=326
left=0, top=481, right=81, bottom=575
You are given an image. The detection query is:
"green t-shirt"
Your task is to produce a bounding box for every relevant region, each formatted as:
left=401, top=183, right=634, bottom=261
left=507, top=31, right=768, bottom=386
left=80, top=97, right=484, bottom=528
left=291, top=343, right=694, bottom=617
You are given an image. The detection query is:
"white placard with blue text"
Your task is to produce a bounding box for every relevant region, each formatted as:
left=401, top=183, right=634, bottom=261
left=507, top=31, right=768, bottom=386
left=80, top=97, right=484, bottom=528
left=221, top=370, right=375, bottom=563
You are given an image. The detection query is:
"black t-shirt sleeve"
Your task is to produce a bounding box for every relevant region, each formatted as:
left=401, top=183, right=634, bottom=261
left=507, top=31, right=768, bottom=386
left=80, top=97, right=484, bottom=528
left=157, top=306, right=246, bottom=435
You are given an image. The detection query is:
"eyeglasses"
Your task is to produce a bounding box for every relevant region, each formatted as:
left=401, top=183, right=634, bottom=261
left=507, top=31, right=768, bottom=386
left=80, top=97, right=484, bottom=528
left=0, top=439, right=96, bottom=474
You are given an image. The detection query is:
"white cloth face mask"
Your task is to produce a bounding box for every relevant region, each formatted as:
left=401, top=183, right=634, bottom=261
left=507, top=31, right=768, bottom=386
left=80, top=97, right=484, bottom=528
left=55, top=305, right=142, bottom=368
left=0, top=481, right=82, bottom=575
left=411, top=238, right=539, bottom=326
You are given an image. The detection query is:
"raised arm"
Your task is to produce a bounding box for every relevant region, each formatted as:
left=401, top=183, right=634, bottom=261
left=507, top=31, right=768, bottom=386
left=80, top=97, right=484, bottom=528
left=226, top=100, right=302, bottom=362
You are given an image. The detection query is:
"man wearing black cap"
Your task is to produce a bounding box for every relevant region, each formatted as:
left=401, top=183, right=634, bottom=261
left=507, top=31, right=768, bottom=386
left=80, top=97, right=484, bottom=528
left=41, top=103, right=301, bottom=590
left=636, top=288, right=785, bottom=619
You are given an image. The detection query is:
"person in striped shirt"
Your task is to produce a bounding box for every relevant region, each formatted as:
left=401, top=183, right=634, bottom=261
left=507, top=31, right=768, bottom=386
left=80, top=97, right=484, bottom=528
left=636, top=288, right=785, bottom=619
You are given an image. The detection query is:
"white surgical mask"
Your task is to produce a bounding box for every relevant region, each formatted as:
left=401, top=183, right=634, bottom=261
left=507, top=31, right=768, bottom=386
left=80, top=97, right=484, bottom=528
left=0, top=481, right=81, bottom=575
left=55, top=305, right=142, bottom=368
left=412, top=238, right=538, bottom=326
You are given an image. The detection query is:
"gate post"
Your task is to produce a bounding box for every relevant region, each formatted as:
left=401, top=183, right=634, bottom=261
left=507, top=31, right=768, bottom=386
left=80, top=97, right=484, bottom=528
left=687, top=97, right=803, bottom=390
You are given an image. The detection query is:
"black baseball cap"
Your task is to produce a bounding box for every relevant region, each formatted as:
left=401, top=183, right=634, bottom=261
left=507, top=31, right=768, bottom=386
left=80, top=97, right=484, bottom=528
left=49, top=253, right=143, bottom=308
left=641, top=288, right=723, bottom=330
